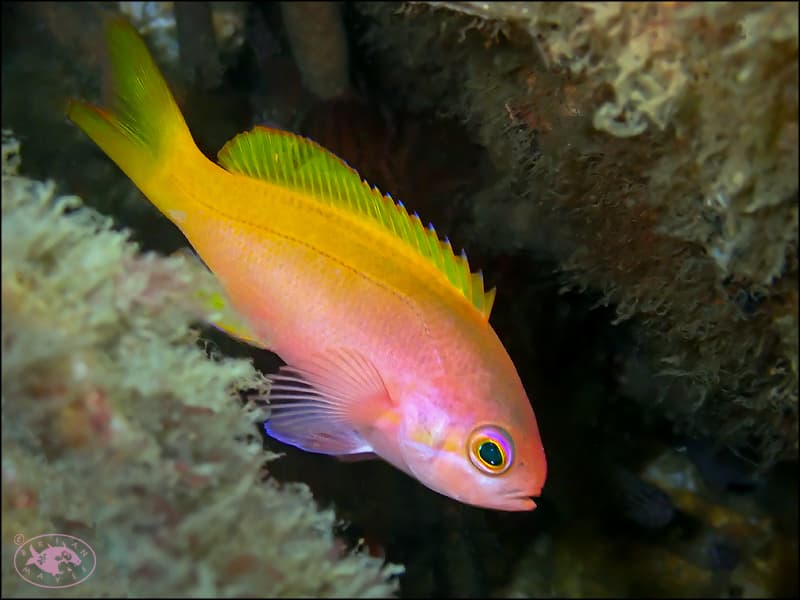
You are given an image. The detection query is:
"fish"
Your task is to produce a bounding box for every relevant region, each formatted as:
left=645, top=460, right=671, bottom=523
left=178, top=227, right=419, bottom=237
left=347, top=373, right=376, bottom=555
left=66, top=18, right=547, bottom=511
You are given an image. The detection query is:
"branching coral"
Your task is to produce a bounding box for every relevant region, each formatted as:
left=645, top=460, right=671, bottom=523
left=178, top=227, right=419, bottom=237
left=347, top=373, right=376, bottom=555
left=1, top=132, right=402, bottom=597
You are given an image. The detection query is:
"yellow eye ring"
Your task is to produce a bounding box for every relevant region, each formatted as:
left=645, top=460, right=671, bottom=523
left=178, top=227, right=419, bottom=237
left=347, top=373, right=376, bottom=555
left=468, top=426, right=513, bottom=475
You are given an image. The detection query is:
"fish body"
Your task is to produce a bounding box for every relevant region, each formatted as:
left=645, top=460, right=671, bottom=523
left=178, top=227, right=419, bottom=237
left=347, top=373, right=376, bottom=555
left=26, top=545, right=81, bottom=577
left=67, top=19, right=546, bottom=510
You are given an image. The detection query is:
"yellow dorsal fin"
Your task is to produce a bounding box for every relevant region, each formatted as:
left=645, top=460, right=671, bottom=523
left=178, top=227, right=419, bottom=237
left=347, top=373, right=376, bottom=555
left=217, top=127, right=496, bottom=319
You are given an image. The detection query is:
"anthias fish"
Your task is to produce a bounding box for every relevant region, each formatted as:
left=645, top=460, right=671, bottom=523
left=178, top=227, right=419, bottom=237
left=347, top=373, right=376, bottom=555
left=68, top=19, right=546, bottom=510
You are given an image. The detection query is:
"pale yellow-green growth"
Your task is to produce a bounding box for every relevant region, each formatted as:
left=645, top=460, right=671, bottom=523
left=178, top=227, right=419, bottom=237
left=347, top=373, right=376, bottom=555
left=1, top=132, right=403, bottom=597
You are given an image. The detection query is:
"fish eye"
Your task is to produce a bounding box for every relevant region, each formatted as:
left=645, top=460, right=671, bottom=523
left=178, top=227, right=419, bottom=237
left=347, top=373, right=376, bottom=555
left=468, top=425, right=513, bottom=475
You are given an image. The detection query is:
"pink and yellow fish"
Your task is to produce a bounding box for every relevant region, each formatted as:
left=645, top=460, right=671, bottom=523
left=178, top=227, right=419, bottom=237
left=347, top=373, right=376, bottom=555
left=67, top=19, right=546, bottom=510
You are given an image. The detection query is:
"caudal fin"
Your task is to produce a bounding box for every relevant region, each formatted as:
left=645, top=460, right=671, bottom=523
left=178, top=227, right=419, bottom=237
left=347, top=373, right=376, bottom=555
left=66, top=18, right=198, bottom=204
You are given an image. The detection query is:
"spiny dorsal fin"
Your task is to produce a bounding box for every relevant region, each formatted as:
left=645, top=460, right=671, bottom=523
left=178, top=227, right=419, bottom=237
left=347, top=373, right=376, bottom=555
left=217, top=127, right=496, bottom=319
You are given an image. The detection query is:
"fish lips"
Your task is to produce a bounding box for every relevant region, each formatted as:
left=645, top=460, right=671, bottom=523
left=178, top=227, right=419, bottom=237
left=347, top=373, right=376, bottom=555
left=494, top=487, right=541, bottom=511
left=500, top=494, right=538, bottom=511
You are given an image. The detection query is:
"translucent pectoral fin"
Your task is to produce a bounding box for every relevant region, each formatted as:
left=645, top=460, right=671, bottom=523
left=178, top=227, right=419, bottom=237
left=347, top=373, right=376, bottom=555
left=263, top=348, right=394, bottom=455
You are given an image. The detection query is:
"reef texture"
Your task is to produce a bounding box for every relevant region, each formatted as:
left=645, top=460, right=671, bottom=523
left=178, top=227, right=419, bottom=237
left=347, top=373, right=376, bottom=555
left=356, top=1, right=799, bottom=464
left=500, top=443, right=798, bottom=597
left=1, top=133, right=402, bottom=597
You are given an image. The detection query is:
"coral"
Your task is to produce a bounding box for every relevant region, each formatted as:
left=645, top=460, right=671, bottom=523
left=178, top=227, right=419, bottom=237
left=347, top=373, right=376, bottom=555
left=428, top=1, right=799, bottom=281
left=354, top=1, right=798, bottom=464
left=1, top=133, right=402, bottom=597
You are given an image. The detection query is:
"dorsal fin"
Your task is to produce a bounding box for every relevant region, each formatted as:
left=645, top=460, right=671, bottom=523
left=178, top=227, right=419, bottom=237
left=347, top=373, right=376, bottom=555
left=217, top=126, right=496, bottom=319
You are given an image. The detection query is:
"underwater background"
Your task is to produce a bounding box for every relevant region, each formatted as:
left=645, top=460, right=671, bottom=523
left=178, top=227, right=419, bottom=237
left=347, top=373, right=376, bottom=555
left=2, top=2, right=797, bottom=597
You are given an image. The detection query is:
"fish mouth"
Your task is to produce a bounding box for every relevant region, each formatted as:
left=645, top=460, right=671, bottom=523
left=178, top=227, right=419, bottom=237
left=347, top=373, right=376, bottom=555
left=499, top=488, right=539, bottom=511
left=498, top=494, right=537, bottom=511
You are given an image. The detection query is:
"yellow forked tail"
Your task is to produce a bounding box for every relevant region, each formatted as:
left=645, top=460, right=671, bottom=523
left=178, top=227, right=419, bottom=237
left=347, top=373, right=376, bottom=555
left=66, top=18, right=201, bottom=214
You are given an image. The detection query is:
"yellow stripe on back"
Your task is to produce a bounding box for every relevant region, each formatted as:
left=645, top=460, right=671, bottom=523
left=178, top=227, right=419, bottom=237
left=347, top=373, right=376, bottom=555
left=217, top=127, right=496, bottom=319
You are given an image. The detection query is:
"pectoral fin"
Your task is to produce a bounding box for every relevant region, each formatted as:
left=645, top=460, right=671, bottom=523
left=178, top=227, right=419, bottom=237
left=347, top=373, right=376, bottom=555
left=263, top=348, right=394, bottom=455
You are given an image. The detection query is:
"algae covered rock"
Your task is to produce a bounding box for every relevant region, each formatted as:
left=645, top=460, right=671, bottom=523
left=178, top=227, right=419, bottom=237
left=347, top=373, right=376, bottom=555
left=1, top=133, right=402, bottom=597
left=355, top=1, right=798, bottom=465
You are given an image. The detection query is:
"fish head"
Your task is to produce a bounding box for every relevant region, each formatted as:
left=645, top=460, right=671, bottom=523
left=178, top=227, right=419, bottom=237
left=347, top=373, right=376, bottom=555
left=396, top=373, right=546, bottom=511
